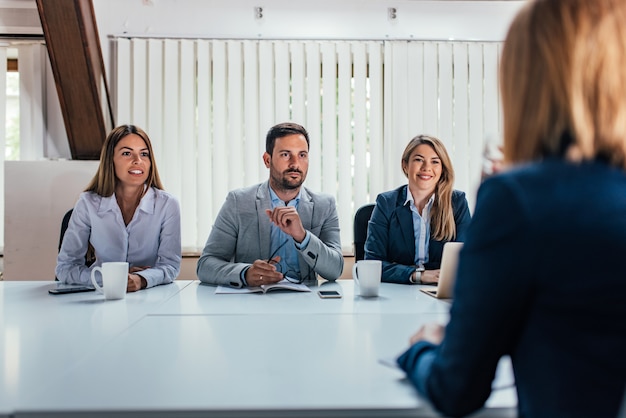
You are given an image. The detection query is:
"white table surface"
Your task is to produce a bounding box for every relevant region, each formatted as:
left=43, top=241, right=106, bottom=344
left=1, top=279, right=516, bottom=418
left=0, top=280, right=193, bottom=417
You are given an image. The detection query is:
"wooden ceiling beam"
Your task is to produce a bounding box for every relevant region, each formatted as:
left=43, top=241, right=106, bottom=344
left=36, top=0, right=114, bottom=160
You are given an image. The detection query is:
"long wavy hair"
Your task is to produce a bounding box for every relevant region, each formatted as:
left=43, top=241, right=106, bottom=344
left=401, top=135, right=456, bottom=241
left=500, top=0, right=626, bottom=167
left=85, top=125, right=164, bottom=196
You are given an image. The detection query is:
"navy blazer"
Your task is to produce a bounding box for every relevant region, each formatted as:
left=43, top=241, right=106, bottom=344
left=364, top=185, right=471, bottom=284
left=397, top=159, right=626, bottom=418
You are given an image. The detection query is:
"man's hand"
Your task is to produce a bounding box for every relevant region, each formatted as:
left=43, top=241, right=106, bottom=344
left=265, top=207, right=306, bottom=242
left=245, top=257, right=284, bottom=287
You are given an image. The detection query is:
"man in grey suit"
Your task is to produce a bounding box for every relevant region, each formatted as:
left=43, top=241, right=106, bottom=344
left=197, top=122, right=344, bottom=288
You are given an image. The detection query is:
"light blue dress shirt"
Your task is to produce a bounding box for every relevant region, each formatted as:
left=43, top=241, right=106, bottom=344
left=56, top=187, right=182, bottom=288
left=268, top=186, right=311, bottom=278
left=239, top=185, right=312, bottom=286
left=404, top=191, right=434, bottom=266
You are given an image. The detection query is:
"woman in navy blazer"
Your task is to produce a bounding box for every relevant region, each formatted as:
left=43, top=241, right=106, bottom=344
left=364, top=135, right=471, bottom=285
left=397, top=1, right=626, bottom=417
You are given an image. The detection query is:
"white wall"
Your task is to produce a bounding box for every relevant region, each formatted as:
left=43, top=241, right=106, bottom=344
left=92, top=1, right=524, bottom=40
left=4, top=161, right=98, bottom=280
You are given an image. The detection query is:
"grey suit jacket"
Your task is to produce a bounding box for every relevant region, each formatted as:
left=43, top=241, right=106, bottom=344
left=197, top=181, right=344, bottom=287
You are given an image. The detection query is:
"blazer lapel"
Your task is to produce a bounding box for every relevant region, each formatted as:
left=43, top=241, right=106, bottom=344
left=297, top=188, right=313, bottom=231
left=394, top=186, right=416, bottom=255
left=297, top=188, right=314, bottom=276
left=256, top=182, right=272, bottom=259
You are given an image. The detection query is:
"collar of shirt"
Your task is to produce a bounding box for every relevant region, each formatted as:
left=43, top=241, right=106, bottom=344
left=404, top=188, right=435, bottom=215
left=268, top=185, right=301, bottom=209
left=100, top=185, right=155, bottom=216
left=134, top=185, right=155, bottom=215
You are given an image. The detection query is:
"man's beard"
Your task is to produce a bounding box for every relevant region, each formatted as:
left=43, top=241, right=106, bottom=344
left=270, top=168, right=305, bottom=191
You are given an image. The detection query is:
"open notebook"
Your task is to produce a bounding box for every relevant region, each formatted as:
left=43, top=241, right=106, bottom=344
left=420, top=242, right=463, bottom=300
left=215, top=279, right=310, bottom=294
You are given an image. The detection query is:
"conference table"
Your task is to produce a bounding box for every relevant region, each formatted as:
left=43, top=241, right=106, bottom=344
left=0, top=279, right=516, bottom=417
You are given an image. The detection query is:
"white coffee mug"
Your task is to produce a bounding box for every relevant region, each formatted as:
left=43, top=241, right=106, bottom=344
left=352, top=260, right=382, bottom=297
left=90, top=262, right=128, bottom=300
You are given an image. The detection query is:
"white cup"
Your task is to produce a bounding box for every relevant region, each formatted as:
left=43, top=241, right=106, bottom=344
left=352, top=260, right=382, bottom=297
left=90, top=262, right=128, bottom=300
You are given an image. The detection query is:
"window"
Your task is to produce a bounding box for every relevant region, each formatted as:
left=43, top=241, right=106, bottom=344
left=5, top=48, right=19, bottom=160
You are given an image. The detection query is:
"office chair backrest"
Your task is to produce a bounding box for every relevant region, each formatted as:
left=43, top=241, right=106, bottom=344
left=58, top=208, right=96, bottom=271
left=59, top=209, right=74, bottom=252
left=353, top=203, right=375, bottom=261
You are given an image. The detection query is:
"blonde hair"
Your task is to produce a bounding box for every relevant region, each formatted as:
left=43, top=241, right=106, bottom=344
left=401, top=135, right=456, bottom=241
left=85, top=125, right=164, bottom=196
left=500, top=0, right=626, bottom=167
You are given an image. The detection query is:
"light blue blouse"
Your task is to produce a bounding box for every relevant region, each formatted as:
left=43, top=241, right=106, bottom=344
left=56, top=187, right=181, bottom=288
left=404, top=191, right=434, bottom=266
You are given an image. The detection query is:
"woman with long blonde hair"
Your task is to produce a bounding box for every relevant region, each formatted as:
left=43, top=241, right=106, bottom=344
left=56, top=125, right=181, bottom=292
left=365, top=134, right=471, bottom=284
left=397, top=1, right=626, bottom=417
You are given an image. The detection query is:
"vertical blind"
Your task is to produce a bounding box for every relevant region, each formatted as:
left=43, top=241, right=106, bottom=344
left=112, top=38, right=501, bottom=253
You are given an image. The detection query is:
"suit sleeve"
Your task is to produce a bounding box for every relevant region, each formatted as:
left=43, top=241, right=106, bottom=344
left=397, top=176, right=534, bottom=417
left=453, top=190, right=472, bottom=242
left=299, top=195, right=344, bottom=281
left=365, top=193, right=415, bottom=284
left=196, top=192, right=249, bottom=288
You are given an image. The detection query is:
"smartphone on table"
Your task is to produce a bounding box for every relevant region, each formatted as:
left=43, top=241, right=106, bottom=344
left=317, top=290, right=342, bottom=299
left=48, top=285, right=95, bottom=295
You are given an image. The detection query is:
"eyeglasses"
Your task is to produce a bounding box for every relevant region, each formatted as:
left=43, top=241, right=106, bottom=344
left=267, top=239, right=315, bottom=284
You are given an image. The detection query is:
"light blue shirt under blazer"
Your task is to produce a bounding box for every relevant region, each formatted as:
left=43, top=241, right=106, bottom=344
left=405, top=191, right=434, bottom=265
left=56, top=187, right=182, bottom=288
left=268, top=186, right=312, bottom=277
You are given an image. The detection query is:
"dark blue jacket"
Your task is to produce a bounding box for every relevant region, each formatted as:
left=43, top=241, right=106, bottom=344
left=398, top=159, right=626, bottom=418
left=364, top=185, right=471, bottom=284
